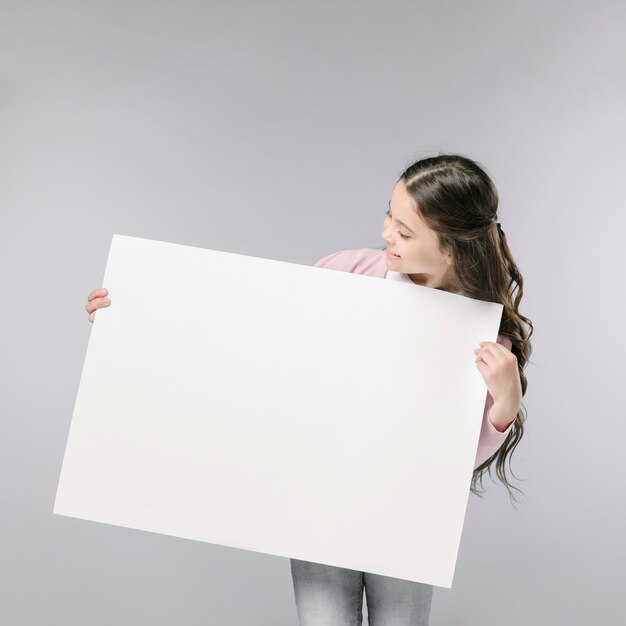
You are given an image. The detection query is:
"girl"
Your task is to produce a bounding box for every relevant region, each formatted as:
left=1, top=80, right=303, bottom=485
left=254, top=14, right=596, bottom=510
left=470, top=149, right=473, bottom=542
left=85, top=154, right=533, bottom=626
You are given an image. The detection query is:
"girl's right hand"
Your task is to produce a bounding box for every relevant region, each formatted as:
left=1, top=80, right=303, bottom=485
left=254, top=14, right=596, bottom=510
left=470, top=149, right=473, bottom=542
left=86, top=288, right=110, bottom=323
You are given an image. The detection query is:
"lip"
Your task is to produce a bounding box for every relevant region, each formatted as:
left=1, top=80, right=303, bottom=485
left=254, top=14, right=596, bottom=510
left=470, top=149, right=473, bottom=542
left=386, top=247, right=401, bottom=258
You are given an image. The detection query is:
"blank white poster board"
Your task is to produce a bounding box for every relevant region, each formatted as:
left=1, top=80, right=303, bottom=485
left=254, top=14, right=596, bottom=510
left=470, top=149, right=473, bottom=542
left=54, top=234, right=503, bottom=588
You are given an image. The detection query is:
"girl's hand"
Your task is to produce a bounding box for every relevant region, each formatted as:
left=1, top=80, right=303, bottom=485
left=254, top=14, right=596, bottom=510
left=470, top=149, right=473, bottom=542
left=85, top=288, right=110, bottom=323
left=474, top=341, right=522, bottom=428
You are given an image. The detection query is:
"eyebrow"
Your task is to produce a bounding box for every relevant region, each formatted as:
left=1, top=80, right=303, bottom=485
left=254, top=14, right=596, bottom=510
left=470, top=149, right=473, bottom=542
left=388, top=200, right=417, bottom=235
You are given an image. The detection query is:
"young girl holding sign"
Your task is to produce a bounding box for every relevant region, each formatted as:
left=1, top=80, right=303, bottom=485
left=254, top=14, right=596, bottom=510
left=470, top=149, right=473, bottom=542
left=85, top=154, right=533, bottom=626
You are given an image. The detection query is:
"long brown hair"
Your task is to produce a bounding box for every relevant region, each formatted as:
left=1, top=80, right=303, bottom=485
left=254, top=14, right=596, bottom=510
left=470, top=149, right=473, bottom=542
left=397, top=154, right=533, bottom=504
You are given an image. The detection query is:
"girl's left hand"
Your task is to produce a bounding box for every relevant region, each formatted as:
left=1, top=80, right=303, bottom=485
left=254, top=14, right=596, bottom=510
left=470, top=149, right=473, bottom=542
left=474, top=341, right=522, bottom=420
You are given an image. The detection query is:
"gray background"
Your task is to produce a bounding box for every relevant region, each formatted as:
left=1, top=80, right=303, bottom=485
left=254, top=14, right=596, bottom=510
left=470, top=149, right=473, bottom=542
left=1, top=1, right=624, bottom=624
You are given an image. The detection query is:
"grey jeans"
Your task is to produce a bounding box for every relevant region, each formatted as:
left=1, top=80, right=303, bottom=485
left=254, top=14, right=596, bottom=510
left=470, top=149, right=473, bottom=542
left=290, top=558, right=434, bottom=626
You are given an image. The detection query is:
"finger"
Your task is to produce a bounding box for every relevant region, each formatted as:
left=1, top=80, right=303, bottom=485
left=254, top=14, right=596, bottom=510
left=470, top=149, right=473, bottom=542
left=479, top=340, right=511, bottom=357
left=85, top=296, right=110, bottom=314
left=475, top=359, right=489, bottom=373
left=476, top=342, right=508, bottom=364
left=475, top=346, right=498, bottom=367
left=88, top=311, right=95, bottom=323
left=88, top=288, right=108, bottom=302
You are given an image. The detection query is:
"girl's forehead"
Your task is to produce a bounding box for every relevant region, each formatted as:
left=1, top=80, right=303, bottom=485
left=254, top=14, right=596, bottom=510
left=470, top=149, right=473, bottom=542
left=391, top=180, right=418, bottom=209
left=390, top=182, right=425, bottom=226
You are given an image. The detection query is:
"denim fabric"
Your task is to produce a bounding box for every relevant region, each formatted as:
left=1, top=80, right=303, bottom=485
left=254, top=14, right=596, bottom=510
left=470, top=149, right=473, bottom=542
left=290, top=558, right=433, bottom=626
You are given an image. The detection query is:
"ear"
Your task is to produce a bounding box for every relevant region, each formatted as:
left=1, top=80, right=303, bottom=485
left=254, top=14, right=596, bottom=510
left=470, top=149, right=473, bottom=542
left=443, top=249, right=454, bottom=266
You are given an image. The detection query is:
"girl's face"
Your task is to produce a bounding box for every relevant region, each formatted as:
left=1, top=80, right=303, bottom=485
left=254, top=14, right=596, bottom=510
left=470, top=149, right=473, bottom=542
left=381, top=179, right=455, bottom=290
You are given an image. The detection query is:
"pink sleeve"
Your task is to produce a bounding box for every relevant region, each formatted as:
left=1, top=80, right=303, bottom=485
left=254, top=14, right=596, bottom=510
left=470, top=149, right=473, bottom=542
left=473, top=334, right=516, bottom=470
left=313, top=249, right=361, bottom=271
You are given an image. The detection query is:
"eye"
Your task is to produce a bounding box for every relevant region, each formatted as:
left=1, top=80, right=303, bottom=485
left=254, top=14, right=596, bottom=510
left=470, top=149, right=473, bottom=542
left=385, top=209, right=411, bottom=239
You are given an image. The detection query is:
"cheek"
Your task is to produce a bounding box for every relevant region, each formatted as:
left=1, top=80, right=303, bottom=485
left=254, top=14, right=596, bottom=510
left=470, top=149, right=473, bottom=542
left=406, top=244, right=441, bottom=266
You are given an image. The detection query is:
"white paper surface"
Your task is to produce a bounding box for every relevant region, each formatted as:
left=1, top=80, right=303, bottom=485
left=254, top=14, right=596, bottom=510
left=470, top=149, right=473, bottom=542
left=54, top=234, right=503, bottom=588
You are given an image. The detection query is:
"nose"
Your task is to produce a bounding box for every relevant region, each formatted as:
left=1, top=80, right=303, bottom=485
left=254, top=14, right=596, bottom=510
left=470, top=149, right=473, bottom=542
left=381, top=224, right=394, bottom=246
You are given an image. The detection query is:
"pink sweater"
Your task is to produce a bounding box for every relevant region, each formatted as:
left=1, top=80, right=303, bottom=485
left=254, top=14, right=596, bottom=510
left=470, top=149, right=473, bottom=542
left=313, top=247, right=515, bottom=471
